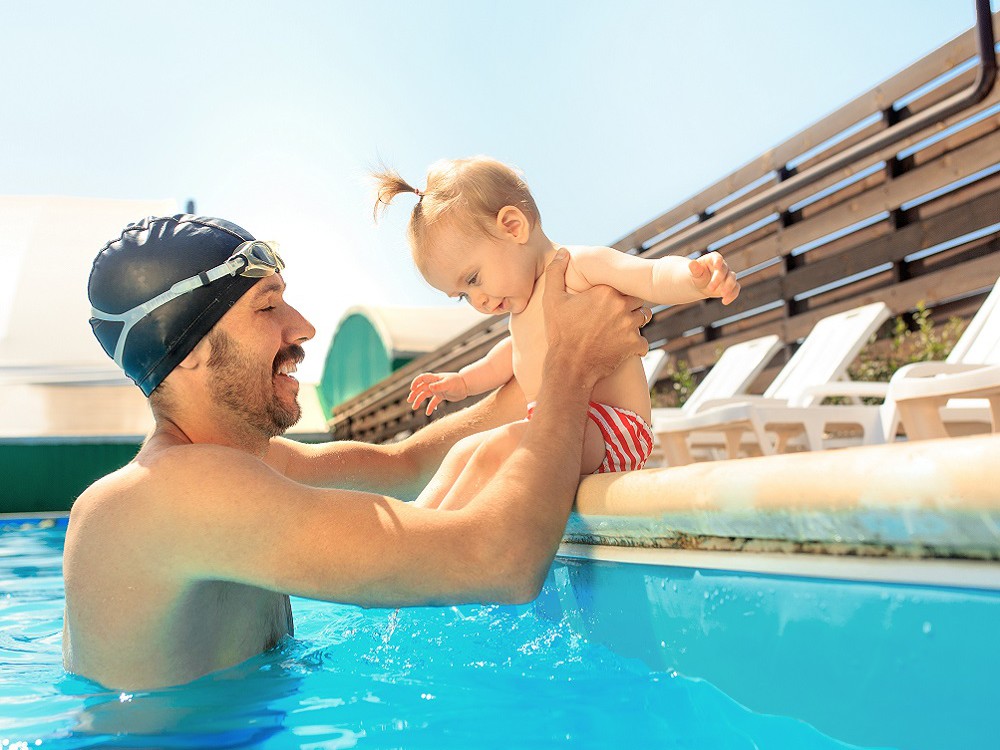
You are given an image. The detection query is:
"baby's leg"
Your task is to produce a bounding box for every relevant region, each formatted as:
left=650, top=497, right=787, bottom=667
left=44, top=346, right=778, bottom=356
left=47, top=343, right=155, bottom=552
left=414, top=430, right=493, bottom=509
left=435, top=420, right=529, bottom=511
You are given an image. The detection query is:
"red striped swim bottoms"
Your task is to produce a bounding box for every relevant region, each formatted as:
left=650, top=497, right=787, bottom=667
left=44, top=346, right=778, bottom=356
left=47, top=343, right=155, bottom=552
left=526, top=401, right=654, bottom=474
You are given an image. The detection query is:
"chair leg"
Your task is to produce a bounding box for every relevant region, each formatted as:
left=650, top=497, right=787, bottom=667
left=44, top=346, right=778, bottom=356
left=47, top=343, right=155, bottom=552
left=771, top=426, right=809, bottom=453
left=721, top=428, right=745, bottom=459
left=748, top=418, right=776, bottom=456
left=659, top=432, right=694, bottom=466
left=897, top=398, right=949, bottom=441
left=803, top=421, right=827, bottom=452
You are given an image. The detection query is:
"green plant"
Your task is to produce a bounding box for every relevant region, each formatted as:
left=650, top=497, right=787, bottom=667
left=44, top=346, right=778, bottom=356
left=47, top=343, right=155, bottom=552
left=651, top=358, right=696, bottom=408
left=846, top=302, right=966, bottom=401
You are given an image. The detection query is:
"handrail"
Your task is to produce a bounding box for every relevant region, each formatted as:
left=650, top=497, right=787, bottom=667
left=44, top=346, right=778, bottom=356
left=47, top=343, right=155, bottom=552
left=640, top=0, right=997, bottom=260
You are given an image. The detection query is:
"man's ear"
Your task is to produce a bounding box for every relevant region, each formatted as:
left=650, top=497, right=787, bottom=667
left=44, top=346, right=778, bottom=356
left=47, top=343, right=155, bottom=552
left=177, top=335, right=211, bottom=371
left=495, top=206, right=530, bottom=244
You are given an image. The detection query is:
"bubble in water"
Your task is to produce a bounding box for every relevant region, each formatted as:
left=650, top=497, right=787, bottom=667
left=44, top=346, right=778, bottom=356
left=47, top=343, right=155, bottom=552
left=922, top=622, right=932, bottom=635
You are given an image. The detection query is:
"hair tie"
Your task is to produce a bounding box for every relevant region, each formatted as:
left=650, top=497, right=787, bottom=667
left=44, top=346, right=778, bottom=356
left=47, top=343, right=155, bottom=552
left=413, top=187, right=424, bottom=199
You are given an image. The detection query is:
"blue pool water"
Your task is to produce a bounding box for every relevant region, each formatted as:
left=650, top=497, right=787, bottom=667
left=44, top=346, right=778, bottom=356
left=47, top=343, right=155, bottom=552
left=1, top=518, right=996, bottom=749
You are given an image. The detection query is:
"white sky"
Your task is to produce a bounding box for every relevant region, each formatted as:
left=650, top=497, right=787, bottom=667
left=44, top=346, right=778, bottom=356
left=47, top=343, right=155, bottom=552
left=0, top=1, right=986, bottom=381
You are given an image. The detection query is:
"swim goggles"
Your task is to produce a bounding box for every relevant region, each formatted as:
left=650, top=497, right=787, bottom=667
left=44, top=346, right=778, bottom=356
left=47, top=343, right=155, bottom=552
left=90, top=240, right=284, bottom=370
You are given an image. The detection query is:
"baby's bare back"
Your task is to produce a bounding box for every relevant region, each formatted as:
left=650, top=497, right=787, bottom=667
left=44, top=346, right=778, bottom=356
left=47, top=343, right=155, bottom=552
left=509, top=250, right=651, bottom=422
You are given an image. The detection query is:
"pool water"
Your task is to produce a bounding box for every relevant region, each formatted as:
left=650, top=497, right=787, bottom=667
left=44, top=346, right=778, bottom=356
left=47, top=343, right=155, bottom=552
left=1, top=519, right=994, bottom=749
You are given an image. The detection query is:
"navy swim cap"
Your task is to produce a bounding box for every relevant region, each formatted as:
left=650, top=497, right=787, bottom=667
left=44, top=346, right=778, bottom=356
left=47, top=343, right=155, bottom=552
left=88, top=214, right=264, bottom=396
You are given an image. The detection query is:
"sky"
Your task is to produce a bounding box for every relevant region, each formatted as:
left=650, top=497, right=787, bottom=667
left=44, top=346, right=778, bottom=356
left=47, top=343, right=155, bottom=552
left=0, top=1, right=987, bottom=381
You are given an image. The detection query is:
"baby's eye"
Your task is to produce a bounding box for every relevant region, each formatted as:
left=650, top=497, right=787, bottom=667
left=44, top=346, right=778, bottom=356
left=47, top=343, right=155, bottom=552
left=467, top=273, right=479, bottom=286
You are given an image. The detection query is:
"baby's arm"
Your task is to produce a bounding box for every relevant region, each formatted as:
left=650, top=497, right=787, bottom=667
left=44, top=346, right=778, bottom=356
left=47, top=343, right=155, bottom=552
left=408, top=337, right=515, bottom=416
left=570, top=246, right=740, bottom=306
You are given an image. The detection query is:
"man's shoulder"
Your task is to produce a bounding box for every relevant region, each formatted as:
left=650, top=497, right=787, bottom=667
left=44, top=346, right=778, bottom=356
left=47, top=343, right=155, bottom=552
left=75, top=441, right=267, bottom=517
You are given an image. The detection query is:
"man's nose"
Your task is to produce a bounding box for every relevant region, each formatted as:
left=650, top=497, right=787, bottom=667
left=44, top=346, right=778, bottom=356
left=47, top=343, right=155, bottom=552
left=286, top=304, right=316, bottom=343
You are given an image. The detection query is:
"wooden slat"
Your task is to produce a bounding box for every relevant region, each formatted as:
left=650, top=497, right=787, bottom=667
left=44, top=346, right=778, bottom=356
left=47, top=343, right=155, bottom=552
left=673, top=249, right=999, bottom=370
left=647, top=196, right=999, bottom=344
left=613, top=14, right=998, bottom=252
left=918, top=166, right=1000, bottom=217
left=729, top=128, right=1000, bottom=273
left=647, top=88, right=1000, bottom=260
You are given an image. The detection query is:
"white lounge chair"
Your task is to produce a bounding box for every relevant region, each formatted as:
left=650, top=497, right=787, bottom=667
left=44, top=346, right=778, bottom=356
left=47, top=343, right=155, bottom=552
left=662, top=278, right=1000, bottom=458
left=651, top=334, right=782, bottom=422
left=641, top=349, right=670, bottom=389
left=655, top=301, right=892, bottom=465
left=887, top=279, right=1000, bottom=440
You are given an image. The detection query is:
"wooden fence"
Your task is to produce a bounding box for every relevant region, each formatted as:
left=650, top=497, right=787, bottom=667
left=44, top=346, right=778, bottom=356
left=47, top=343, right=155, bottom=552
left=331, top=13, right=1000, bottom=443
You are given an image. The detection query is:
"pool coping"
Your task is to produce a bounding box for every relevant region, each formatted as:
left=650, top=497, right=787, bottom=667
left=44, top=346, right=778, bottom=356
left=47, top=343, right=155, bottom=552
left=570, top=433, right=1000, bottom=562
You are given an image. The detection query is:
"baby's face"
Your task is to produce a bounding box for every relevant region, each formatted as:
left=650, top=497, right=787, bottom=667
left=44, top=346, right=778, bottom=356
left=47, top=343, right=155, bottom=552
left=421, top=223, right=539, bottom=316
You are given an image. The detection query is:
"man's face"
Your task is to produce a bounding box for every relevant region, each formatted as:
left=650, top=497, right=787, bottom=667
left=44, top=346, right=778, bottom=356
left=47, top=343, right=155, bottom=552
left=206, top=327, right=302, bottom=438
left=205, top=275, right=314, bottom=438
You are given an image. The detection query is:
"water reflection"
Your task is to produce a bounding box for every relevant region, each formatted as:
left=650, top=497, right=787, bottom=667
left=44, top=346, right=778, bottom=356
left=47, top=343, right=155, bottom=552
left=61, top=643, right=298, bottom=748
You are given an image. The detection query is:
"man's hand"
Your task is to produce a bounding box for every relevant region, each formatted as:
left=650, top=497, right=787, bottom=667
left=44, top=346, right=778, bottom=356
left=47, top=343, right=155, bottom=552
left=689, top=251, right=740, bottom=305
left=542, top=249, right=649, bottom=387
left=408, top=372, right=470, bottom=415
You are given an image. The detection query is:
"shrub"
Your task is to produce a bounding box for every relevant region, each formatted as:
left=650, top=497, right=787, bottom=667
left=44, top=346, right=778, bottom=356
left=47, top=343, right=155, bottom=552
left=651, top=358, right=695, bottom=408
left=850, top=303, right=966, bottom=384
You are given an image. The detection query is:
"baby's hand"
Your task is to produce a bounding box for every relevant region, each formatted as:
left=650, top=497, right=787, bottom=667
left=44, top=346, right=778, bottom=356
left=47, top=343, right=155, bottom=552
left=689, top=251, right=740, bottom=305
left=407, top=372, right=470, bottom=416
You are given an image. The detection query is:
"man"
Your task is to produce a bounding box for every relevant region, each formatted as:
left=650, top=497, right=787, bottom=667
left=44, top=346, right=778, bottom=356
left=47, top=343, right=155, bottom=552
left=64, top=214, right=649, bottom=690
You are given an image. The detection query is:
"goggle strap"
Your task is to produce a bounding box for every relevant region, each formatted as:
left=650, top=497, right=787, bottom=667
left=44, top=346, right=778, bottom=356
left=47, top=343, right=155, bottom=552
left=88, top=241, right=279, bottom=372
left=91, top=266, right=230, bottom=369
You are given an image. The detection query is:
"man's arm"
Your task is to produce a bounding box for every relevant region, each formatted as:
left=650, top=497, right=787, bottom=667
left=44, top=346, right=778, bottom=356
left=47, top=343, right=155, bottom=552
left=267, top=373, right=527, bottom=501
left=159, top=250, right=648, bottom=607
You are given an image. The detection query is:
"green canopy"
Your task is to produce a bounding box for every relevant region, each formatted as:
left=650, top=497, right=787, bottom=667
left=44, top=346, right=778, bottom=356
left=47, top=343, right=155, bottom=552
left=317, top=305, right=487, bottom=416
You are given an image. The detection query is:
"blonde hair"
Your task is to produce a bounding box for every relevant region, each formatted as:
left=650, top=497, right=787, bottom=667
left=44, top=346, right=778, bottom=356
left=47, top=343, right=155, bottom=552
left=372, top=156, right=542, bottom=260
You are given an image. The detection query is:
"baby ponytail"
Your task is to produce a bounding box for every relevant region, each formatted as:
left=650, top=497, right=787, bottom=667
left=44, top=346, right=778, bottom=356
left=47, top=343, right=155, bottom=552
left=371, top=156, right=541, bottom=265
left=372, top=167, right=423, bottom=222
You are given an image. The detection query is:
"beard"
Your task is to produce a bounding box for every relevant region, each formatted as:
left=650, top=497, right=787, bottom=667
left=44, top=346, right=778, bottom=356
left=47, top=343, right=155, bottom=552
left=206, top=328, right=302, bottom=438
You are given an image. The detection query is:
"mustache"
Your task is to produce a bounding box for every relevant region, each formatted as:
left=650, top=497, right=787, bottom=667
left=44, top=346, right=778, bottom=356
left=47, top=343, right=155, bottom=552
left=273, top=344, right=305, bottom=374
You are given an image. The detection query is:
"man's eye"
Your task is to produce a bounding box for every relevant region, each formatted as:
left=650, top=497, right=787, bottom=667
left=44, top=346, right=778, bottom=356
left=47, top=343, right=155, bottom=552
left=259, top=306, right=276, bottom=312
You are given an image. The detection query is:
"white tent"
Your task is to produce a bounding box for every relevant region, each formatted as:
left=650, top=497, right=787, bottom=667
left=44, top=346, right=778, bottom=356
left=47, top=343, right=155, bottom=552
left=0, top=194, right=177, bottom=380
left=318, top=304, right=489, bottom=412
left=0, top=196, right=177, bottom=437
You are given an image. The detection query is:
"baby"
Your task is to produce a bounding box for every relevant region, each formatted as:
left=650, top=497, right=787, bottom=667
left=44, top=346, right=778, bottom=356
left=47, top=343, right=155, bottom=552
left=374, top=156, right=739, bottom=509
